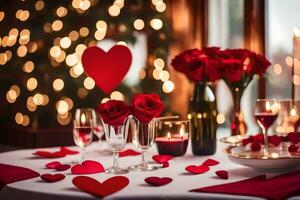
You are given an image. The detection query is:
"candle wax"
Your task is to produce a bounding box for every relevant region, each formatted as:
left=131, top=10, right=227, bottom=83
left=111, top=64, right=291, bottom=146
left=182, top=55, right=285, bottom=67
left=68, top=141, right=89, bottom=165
left=155, top=135, right=188, bottom=157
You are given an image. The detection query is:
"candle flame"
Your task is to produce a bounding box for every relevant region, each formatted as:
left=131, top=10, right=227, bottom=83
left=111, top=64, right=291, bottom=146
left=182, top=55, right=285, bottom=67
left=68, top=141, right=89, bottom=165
left=81, top=113, right=86, bottom=124
left=266, top=101, right=271, bottom=112
left=180, top=126, right=184, bottom=137
left=167, top=132, right=171, bottom=140
left=291, top=107, right=297, bottom=116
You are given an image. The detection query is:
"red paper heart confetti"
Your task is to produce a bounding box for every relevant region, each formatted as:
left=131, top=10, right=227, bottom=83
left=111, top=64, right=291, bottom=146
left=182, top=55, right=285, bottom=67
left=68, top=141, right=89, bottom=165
left=41, top=173, right=65, bottom=182
left=152, top=155, right=174, bottom=164
left=185, top=165, right=210, bottom=174
left=288, top=144, right=299, bottom=152
left=288, top=132, right=300, bottom=144
left=82, top=45, right=132, bottom=94
left=202, top=159, right=219, bottom=166
left=72, top=176, right=129, bottom=198
left=162, top=162, right=169, bottom=168
left=144, top=177, right=173, bottom=186
left=71, top=160, right=104, bottom=174
left=60, top=147, right=79, bottom=155
left=215, top=170, right=229, bottom=179
left=250, top=142, right=261, bottom=151
left=119, top=149, right=141, bottom=157
left=268, top=135, right=281, bottom=147
left=45, top=161, right=62, bottom=169
left=33, top=151, right=66, bottom=158
left=55, top=164, right=71, bottom=171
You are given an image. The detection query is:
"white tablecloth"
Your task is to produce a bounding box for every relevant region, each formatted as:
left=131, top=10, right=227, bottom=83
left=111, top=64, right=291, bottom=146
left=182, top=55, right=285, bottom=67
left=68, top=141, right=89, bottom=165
left=0, top=128, right=299, bottom=200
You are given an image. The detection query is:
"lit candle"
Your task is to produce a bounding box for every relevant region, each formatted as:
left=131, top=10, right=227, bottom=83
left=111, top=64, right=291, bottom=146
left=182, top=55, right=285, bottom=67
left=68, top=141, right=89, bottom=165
left=167, top=132, right=171, bottom=141
left=81, top=113, right=86, bottom=125
left=179, top=126, right=184, bottom=140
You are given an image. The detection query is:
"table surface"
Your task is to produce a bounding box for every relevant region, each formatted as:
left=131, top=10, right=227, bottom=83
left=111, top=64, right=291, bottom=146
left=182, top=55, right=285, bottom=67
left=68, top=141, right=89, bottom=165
left=0, top=128, right=298, bottom=200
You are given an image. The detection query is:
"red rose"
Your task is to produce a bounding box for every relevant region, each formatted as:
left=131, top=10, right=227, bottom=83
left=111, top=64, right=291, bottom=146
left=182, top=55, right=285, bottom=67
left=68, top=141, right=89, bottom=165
left=203, top=47, right=222, bottom=60
left=97, top=100, right=130, bottom=126
left=225, top=49, right=251, bottom=62
left=171, top=49, right=207, bottom=82
left=222, top=58, right=244, bottom=82
left=247, top=53, right=271, bottom=75
left=205, top=60, right=224, bottom=82
left=131, top=94, right=165, bottom=123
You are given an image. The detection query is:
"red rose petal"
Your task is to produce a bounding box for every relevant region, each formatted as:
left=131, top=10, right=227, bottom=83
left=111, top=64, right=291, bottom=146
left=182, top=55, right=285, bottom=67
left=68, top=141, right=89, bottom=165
left=202, top=159, right=219, bottom=166
left=144, top=177, right=173, bottom=186
left=288, top=132, right=300, bottom=144
left=162, top=162, right=169, bottom=168
left=268, top=135, right=281, bottom=147
left=71, top=160, right=105, bottom=174
left=215, top=170, right=229, bottom=179
left=45, top=161, right=62, bottom=169
left=242, top=138, right=251, bottom=146
left=152, top=154, right=173, bottom=164
left=119, top=149, right=141, bottom=157
left=60, top=147, right=79, bottom=155
left=185, top=165, right=210, bottom=174
left=250, top=134, right=264, bottom=144
left=41, top=173, right=65, bottom=182
left=288, top=144, right=299, bottom=153
left=55, top=164, right=71, bottom=171
left=250, top=142, right=261, bottom=151
left=33, top=150, right=66, bottom=158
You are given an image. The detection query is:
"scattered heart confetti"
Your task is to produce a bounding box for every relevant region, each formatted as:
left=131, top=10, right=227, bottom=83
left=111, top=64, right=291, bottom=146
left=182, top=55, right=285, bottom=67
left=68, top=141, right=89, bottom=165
left=33, top=151, right=66, bottom=158
left=202, top=159, right=219, bottom=166
left=41, top=173, right=65, bottom=182
left=185, top=165, right=210, bottom=174
left=119, top=149, right=141, bottom=157
left=45, top=161, right=62, bottom=169
left=250, top=142, right=261, bottom=151
left=162, top=162, right=169, bottom=168
left=288, top=144, right=299, bottom=152
left=60, top=147, right=79, bottom=155
left=72, top=176, right=129, bottom=197
left=288, top=132, right=300, bottom=144
left=82, top=45, right=132, bottom=94
left=268, top=135, right=281, bottom=147
left=71, top=160, right=104, bottom=175
left=152, top=155, right=173, bottom=164
left=144, top=177, right=173, bottom=186
left=55, top=164, right=71, bottom=171
left=250, top=134, right=264, bottom=144
left=215, top=170, right=229, bottom=179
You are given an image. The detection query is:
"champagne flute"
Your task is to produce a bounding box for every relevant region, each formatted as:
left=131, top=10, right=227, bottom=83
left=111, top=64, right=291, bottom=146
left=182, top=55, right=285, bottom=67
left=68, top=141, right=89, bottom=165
left=91, top=109, right=104, bottom=147
left=103, top=117, right=130, bottom=174
left=254, top=99, right=279, bottom=158
left=73, top=108, right=94, bottom=163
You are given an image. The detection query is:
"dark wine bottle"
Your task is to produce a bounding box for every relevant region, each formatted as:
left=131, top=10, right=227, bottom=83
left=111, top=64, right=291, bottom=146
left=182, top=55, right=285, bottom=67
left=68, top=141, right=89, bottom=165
left=189, top=82, right=217, bottom=155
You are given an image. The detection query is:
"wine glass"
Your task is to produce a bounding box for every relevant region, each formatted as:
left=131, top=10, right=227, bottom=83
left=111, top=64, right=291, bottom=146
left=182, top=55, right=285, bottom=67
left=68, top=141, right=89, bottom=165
left=254, top=99, right=280, bottom=158
left=102, top=117, right=130, bottom=174
left=91, top=109, right=104, bottom=147
left=73, top=108, right=94, bottom=163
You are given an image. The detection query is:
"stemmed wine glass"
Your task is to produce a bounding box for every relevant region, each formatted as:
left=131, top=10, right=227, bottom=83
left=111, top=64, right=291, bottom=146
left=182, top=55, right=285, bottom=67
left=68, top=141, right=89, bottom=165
left=254, top=99, right=280, bottom=158
left=102, top=117, right=130, bottom=174
left=73, top=108, right=94, bottom=163
left=91, top=109, right=104, bottom=147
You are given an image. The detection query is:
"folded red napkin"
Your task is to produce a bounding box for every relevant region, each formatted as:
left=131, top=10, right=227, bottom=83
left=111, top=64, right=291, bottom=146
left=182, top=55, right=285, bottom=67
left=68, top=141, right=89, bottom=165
left=191, top=170, right=300, bottom=200
left=0, top=163, right=40, bottom=190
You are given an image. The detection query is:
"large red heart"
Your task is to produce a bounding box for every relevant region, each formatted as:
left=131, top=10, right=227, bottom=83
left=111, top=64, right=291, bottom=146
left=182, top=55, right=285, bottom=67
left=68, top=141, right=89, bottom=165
left=185, top=165, right=210, bottom=174
left=82, top=45, right=132, bottom=94
left=41, top=173, right=65, bottom=182
left=144, top=177, right=173, bottom=186
left=72, top=176, right=129, bottom=198
left=71, top=160, right=104, bottom=174
left=152, top=155, right=174, bottom=164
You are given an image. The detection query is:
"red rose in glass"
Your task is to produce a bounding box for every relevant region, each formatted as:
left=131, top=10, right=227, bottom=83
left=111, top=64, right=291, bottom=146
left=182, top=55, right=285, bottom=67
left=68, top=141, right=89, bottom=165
left=131, top=94, right=165, bottom=123
left=222, top=58, right=244, bottom=82
left=97, top=100, right=130, bottom=126
left=171, top=49, right=208, bottom=82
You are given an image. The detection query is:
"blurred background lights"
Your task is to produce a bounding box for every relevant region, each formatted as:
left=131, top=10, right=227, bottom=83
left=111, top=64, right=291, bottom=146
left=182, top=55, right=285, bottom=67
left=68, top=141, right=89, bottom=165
left=60, top=37, right=71, bottom=49
left=162, top=80, right=174, bottom=93
left=273, top=64, right=282, bottom=75
left=26, top=77, right=38, bottom=91
left=108, top=5, right=120, bottom=16
left=216, top=113, right=225, bottom=124
left=133, top=19, right=144, bottom=30
left=52, top=20, right=63, bottom=31
left=53, top=78, right=64, bottom=91
left=150, top=18, right=163, bottom=30
left=154, top=58, right=165, bottom=69
left=110, top=91, right=124, bottom=101
left=56, top=100, right=69, bottom=114
left=83, top=77, right=95, bottom=90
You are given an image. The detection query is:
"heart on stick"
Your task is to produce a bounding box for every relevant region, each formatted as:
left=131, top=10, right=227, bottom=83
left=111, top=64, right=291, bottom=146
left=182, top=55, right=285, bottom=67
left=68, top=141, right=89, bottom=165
left=144, top=177, right=173, bottom=186
left=71, top=160, right=105, bottom=174
left=72, top=176, right=129, bottom=198
left=81, top=45, right=132, bottom=94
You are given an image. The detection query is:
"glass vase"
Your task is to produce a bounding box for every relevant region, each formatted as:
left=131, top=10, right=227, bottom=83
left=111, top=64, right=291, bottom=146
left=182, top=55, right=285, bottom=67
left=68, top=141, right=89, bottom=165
left=189, top=82, right=217, bottom=155
left=230, top=88, right=247, bottom=136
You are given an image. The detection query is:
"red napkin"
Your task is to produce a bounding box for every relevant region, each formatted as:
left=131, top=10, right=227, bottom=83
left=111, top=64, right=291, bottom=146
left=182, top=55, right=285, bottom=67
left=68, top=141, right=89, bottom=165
left=190, top=170, right=300, bottom=200
left=0, top=163, right=40, bottom=190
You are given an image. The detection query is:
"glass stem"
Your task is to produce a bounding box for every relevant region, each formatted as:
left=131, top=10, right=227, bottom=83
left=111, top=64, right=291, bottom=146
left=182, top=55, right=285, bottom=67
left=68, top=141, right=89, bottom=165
left=141, top=150, right=147, bottom=169
left=80, top=146, right=85, bottom=162
left=112, top=151, right=119, bottom=169
left=263, top=127, right=269, bottom=158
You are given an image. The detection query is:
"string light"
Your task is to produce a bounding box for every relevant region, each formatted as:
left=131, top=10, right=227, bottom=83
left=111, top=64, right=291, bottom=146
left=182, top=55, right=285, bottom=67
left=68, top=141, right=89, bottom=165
left=79, top=27, right=89, bottom=37
left=65, top=53, right=78, bottom=66
left=154, top=58, right=165, bottom=69
left=110, top=91, right=124, bottom=101
left=33, top=93, right=44, bottom=105
left=162, top=80, right=174, bottom=93
left=133, top=19, right=144, bottom=30
left=56, top=6, right=68, bottom=17
left=52, top=20, right=63, bottom=31
left=69, top=30, right=79, bottom=41
left=53, top=78, right=64, bottom=91
left=79, top=0, right=91, bottom=10
left=0, top=11, right=5, bottom=22
left=0, top=53, right=7, bottom=65
left=83, top=77, right=95, bottom=90
left=108, top=5, right=120, bottom=17
left=150, top=18, right=163, bottom=30
left=77, top=88, right=88, bottom=99
left=155, top=1, right=166, bottom=12
left=60, top=37, right=71, bottom=49
left=35, top=1, right=44, bottom=11
left=23, top=61, right=34, bottom=73
left=50, top=46, right=61, bottom=57
left=56, top=100, right=69, bottom=114
left=17, top=45, right=27, bottom=57
left=26, top=77, right=38, bottom=91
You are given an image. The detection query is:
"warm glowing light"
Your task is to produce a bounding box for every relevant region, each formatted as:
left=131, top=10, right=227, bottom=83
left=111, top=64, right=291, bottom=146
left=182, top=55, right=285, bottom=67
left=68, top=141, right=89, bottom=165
left=273, top=64, right=282, bottom=75
left=94, top=30, right=106, bottom=41
left=150, top=18, right=163, bottom=30
left=0, top=53, right=7, bottom=65
left=0, top=11, right=5, bottom=22
left=217, top=113, right=225, bottom=124
left=155, top=1, right=166, bottom=12
left=81, top=113, right=86, bottom=124
left=139, top=69, right=146, bottom=79
left=19, top=10, right=30, bottom=21
left=179, top=126, right=184, bottom=137
left=33, top=93, right=44, bottom=105
left=75, top=44, right=87, bottom=54
left=63, top=97, right=73, bottom=110
left=79, top=0, right=91, bottom=10
left=160, top=70, right=169, bottom=82
left=53, top=78, right=64, bottom=91
left=73, top=63, right=84, bottom=76
left=110, top=91, right=124, bottom=101
left=293, top=75, right=300, bottom=85
left=23, top=61, right=35, bottom=73
left=50, top=46, right=61, bottom=57
left=66, top=54, right=78, bottom=66
left=154, top=58, right=165, bottom=69
left=11, top=85, right=20, bottom=96
left=57, top=100, right=69, bottom=114
left=43, top=23, right=52, bottom=33
left=22, top=115, right=30, bottom=126
left=17, top=45, right=27, bottom=57
left=27, top=77, right=38, bottom=91
left=55, top=50, right=66, bottom=63
left=60, top=37, right=71, bottom=49
left=52, top=20, right=63, bottom=31
left=79, top=27, right=89, bottom=37
left=35, top=1, right=44, bottom=11
left=7, top=90, right=17, bottom=101
left=117, top=41, right=127, bottom=46
left=162, top=80, right=174, bottom=93
left=291, top=108, right=297, bottom=116
left=83, top=77, right=95, bottom=90
left=77, top=88, right=88, bottom=99
left=153, top=68, right=162, bottom=80
left=42, top=95, right=49, bottom=106
left=133, top=19, right=144, bottom=30
left=108, top=5, right=120, bottom=16
left=15, top=113, right=23, bottom=124
left=167, top=132, right=171, bottom=140
left=286, top=56, right=293, bottom=67
left=152, top=0, right=163, bottom=5
left=27, top=42, right=38, bottom=53
left=56, top=6, right=68, bottom=17
left=96, top=20, right=107, bottom=31
left=69, top=30, right=79, bottom=41
left=101, top=98, right=110, bottom=103
left=72, top=0, right=81, bottom=9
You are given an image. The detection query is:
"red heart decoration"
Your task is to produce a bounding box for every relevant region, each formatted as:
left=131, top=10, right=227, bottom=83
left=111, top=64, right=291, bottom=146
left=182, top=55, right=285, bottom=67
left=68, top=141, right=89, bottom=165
left=289, top=144, right=299, bottom=152
left=41, top=173, right=65, bottom=182
left=144, top=177, right=173, bottom=186
left=268, top=135, right=281, bottom=147
left=288, top=132, right=300, bottom=144
left=202, top=159, right=219, bottom=166
left=250, top=142, right=261, bottom=151
left=33, top=151, right=66, bottom=158
left=55, top=164, right=71, bottom=171
left=82, top=45, right=132, bottom=94
left=71, top=160, right=104, bottom=174
left=119, top=149, right=141, bottom=157
left=215, top=170, right=229, bottom=179
left=162, top=162, right=169, bottom=168
left=152, top=155, right=174, bottom=164
left=45, top=161, right=62, bottom=169
left=185, top=165, right=210, bottom=174
left=72, top=176, right=129, bottom=198
left=60, top=147, right=79, bottom=155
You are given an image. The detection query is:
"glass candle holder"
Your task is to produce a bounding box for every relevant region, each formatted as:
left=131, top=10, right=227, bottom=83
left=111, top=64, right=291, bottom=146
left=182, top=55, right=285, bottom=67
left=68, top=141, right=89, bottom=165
left=155, top=119, right=190, bottom=156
